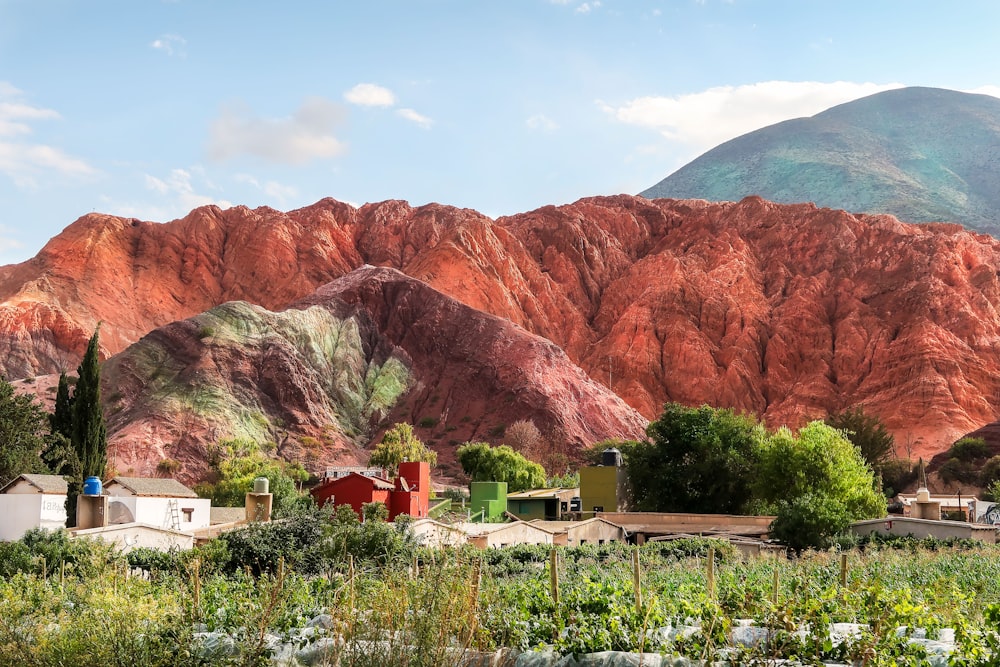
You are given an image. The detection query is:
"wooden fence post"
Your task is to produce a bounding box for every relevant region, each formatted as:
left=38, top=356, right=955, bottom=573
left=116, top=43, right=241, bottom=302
left=706, top=547, right=716, bottom=598
left=840, top=553, right=849, bottom=588
left=632, top=549, right=643, bottom=612
left=549, top=548, right=560, bottom=607
left=772, top=567, right=780, bottom=606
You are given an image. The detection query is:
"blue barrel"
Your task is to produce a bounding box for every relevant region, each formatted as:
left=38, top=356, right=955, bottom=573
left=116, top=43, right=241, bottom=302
left=83, top=476, right=102, bottom=496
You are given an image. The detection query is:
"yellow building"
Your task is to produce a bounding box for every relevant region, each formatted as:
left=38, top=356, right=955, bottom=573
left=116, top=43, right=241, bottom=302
left=579, top=448, right=628, bottom=515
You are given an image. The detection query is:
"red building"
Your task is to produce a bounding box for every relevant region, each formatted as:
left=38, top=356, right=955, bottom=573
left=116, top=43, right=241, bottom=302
left=310, top=461, right=430, bottom=521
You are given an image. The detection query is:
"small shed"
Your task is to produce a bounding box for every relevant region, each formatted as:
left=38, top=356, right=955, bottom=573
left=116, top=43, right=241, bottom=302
left=507, top=488, right=579, bottom=521
left=0, top=474, right=68, bottom=541
left=529, top=517, right=625, bottom=546
left=104, top=477, right=210, bottom=531
left=409, top=518, right=468, bottom=548
left=455, top=520, right=555, bottom=548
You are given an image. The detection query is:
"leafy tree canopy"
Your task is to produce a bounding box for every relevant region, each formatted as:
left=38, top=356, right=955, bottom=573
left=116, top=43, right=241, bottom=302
left=199, top=438, right=308, bottom=516
left=368, top=422, right=437, bottom=476
left=0, top=376, right=53, bottom=487
left=456, top=442, right=546, bottom=492
left=627, top=403, right=765, bottom=514
left=826, top=405, right=895, bottom=468
left=754, top=421, right=885, bottom=522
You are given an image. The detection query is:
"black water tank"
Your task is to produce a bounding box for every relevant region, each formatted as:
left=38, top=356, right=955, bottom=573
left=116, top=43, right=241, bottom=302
left=601, top=447, right=622, bottom=467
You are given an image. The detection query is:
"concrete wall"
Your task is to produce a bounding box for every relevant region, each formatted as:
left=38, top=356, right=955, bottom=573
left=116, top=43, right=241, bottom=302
left=109, top=496, right=211, bottom=530
left=475, top=523, right=553, bottom=548
left=851, top=517, right=997, bottom=543
left=0, top=494, right=67, bottom=541
left=73, top=523, right=195, bottom=553
left=565, top=520, right=625, bottom=546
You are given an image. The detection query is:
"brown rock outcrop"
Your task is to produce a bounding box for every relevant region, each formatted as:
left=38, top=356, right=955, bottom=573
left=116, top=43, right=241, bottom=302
left=6, top=195, right=1000, bottom=458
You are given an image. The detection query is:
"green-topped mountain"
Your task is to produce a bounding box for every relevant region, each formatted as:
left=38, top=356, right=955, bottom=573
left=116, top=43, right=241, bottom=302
left=641, top=87, right=1000, bottom=234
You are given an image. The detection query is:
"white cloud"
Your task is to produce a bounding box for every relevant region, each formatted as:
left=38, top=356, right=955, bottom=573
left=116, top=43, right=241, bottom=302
left=966, top=85, right=1000, bottom=99
left=0, top=224, right=23, bottom=257
left=344, top=83, right=397, bottom=107
left=576, top=2, right=601, bottom=13
left=396, top=108, right=432, bottom=128
left=604, top=81, right=905, bottom=150
left=144, top=168, right=232, bottom=211
left=0, top=83, right=97, bottom=186
left=207, top=97, right=347, bottom=164
left=526, top=114, right=559, bottom=131
left=150, top=34, right=186, bottom=57
left=233, top=173, right=299, bottom=203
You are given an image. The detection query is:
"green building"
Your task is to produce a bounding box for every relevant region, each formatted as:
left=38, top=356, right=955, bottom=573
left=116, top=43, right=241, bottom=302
left=470, top=481, right=507, bottom=521
left=506, top=487, right=579, bottom=521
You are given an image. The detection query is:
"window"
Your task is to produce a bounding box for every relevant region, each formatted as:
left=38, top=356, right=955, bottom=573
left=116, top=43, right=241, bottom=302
left=181, top=508, right=194, bottom=522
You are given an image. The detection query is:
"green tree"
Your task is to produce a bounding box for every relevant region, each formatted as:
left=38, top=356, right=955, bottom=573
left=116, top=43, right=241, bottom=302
left=368, top=423, right=437, bottom=476
left=627, top=403, right=764, bottom=513
left=755, top=421, right=885, bottom=548
left=826, top=405, right=895, bottom=468
left=456, top=442, right=546, bottom=492
left=0, top=376, right=52, bottom=486
left=72, top=328, right=107, bottom=480
left=199, top=438, right=308, bottom=516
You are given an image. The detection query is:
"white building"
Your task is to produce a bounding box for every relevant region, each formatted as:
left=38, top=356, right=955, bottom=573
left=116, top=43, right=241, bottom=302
left=104, top=477, right=211, bottom=531
left=0, top=474, right=68, bottom=541
left=453, top=520, right=555, bottom=548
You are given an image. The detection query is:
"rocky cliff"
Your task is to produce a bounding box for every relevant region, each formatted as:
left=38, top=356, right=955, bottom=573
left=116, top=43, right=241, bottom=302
left=6, top=195, right=1000, bottom=458
left=101, top=266, right=647, bottom=482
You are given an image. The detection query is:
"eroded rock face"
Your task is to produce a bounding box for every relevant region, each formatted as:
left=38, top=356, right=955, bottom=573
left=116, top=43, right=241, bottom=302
left=101, top=267, right=647, bottom=482
left=6, top=195, right=1000, bottom=458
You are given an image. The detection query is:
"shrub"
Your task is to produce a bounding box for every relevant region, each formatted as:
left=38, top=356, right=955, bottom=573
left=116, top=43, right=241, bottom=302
left=938, top=457, right=979, bottom=485
left=981, top=455, right=1000, bottom=488
left=948, top=437, right=991, bottom=462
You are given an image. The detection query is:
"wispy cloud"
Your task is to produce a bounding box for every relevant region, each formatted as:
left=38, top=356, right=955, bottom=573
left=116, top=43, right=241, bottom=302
left=344, top=83, right=397, bottom=107
left=603, top=81, right=905, bottom=150
left=207, top=97, right=347, bottom=164
left=233, top=173, right=299, bottom=203
left=0, top=82, right=97, bottom=187
left=100, top=166, right=232, bottom=222
left=150, top=34, right=186, bottom=57
left=144, top=167, right=232, bottom=211
left=526, top=114, right=558, bottom=131
left=576, top=2, right=601, bottom=13
left=966, top=85, right=1000, bottom=99
left=0, top=224, right=24, bottom=259
left=396, top=108, right=432, bottom=128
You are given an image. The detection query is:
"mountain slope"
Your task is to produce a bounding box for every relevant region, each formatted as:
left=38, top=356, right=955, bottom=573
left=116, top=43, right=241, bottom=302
left=7, top=195, right=1000, bottom=457
left=641, top=87, right=1000, bottom=234
left=102, top=266, right=648, bottom=482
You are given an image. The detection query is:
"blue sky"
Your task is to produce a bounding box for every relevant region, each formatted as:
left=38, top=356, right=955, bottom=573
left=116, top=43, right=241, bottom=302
left=2, top=0, right=999, bottom=265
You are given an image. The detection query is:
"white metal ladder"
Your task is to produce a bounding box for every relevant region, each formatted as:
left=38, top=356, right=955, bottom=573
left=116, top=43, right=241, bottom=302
left=165, top=499, right=181, bottom=530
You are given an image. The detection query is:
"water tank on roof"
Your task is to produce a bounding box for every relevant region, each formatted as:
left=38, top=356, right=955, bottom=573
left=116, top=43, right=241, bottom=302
left=601, top=448, right=623, bottom=467
left=83, top=476, right=102, bottom=496
left=253, top=477, right=270, bottom=494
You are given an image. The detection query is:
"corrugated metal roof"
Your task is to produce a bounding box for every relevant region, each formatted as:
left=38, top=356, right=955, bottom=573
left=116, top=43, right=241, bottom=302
left=108, top=477, right=198, bottom=497
left=506, top=487, right=578, bottom=500
left=0, top=473, right=68, bottom=494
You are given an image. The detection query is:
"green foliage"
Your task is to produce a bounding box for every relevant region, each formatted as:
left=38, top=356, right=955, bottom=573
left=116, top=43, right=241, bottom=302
left=200, top=437, right=308, bottom=516
left=547, top=471, right=580, bottom=488
left=48, top=371, right=74, bottom=444
left=72, top=326, right=107, bottom=480
left=939, top=457, right=980, bottom=485
left=324, top=505, right=416, bottom=565
left=456, top=441, right=546, bottom=492
left=0, top=375, right=53, bottom=486
left=368, top=422, right=437, bottom=476
left=219, top=505, right=328, bottom=574
left=826, top=405, right=895, bottom=467
left=880, top=458, right=918, bottom=496
left=949, top=436, right=992, bottom=462
left=980, top=456, right=1000, bottom=488
left=630, top=403, right=764, bottom=513
left=769, top=492, right=851, bottom=552
left=755, top=421, right=885, bottom=522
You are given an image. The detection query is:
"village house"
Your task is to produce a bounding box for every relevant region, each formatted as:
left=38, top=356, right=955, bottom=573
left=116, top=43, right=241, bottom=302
left=529, top=516, right=625, bottom=546
left=310, top=461, right=430, bottom=520
left=0, top=474, right=69, bottom=541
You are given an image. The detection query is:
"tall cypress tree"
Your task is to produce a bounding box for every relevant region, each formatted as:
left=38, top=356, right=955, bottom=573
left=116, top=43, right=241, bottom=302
left=49, top=373, right=74, bottom=444
left=72, top=327, right=107, bottom=480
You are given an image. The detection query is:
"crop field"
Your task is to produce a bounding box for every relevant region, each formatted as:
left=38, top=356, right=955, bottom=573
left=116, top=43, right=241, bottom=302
left=2, top=529, right=1000, bottom=666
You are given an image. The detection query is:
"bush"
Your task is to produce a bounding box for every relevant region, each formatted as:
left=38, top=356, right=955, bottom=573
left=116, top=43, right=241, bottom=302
left=981, top=455, right=1000, bottom=488
left=938, top=457, right=979, bottom=485
left=948, top=437, right=991, bottom=462
left=219, top=505, right=328, bottom=575
left=769, top=492, right=852, bottom=552
left=880, top=458, right=917, bottom=495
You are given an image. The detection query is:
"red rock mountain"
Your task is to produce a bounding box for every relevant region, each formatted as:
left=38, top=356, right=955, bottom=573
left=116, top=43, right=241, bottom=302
left=5, top=195, right=1000, bottom=459
left=100, top=266, right=646, bottom=482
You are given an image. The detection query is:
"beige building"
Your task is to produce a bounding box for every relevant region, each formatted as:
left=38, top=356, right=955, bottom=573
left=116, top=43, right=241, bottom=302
left=72, top=523, right=195, bottom=552
left=850, top=517, right=997, bottom=543
left=0, top=474, right=68, bottom=541
left=453, top=521, right=555, bottom=548
left=409, top=518, right=468, bottom=548
left=529, top=517, right=625, bottom=546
